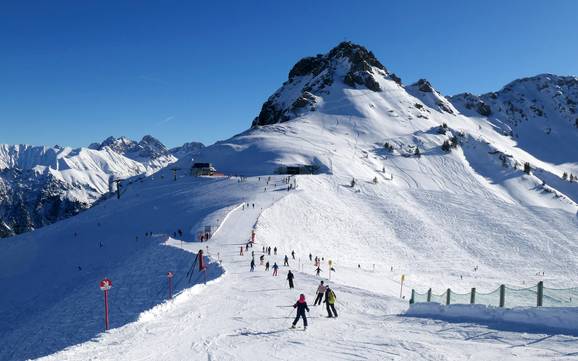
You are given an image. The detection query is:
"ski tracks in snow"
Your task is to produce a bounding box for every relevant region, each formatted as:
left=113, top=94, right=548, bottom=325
left=38, top=176, right=578, bottom=361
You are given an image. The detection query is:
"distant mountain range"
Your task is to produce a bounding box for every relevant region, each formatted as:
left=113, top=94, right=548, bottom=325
left=0, top=136, right=203, bottom=237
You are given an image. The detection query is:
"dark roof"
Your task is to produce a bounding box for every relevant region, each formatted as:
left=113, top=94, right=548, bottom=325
left=192, top=163, right=212, bottom=168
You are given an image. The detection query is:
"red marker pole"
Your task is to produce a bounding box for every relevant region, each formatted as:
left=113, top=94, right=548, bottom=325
left=167, top=272, right=174, bottom=299
left=99, top=278, right=112, bottom=331
left=104, top=289, right=109, bottom=330
left=198, top=250, right=207, bottom=285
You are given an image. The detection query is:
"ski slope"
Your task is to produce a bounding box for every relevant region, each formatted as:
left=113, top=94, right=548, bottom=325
left=34, top=175, right=578, bottom=361
left=2, top=42, right=578, bottom=360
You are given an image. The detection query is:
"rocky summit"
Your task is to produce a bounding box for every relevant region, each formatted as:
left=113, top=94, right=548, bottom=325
left=252, top=42, right=402, bottom=127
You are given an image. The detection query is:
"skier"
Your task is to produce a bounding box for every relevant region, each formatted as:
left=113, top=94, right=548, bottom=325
left=240, top=246, right=244, bottom=256
left=268, top=247, right=271, bottom=255
left=291, top=250, right=295, bottom=260
left=265, top=261, right=270, bottom=271
left=259, top=254, right=265, bottom=265
left=284, top=255, right=289, bottom=267
left=245, top=243, right=249, bottom=251
left=314, top=281, right=326, bottom=306
left=290, top=294, right=310, bottom=330
left=250, top=259, right=255, bottom=272
left=272, top=262, right=279, bottom=276
left=315, top=266, right=322, bottom=276
left=274, top=247, right=277, bottom=255
left=324, top=286, right=338, bottom=318
left=309, top=253, right=312, bottom=261
left=287, top=270, right=295, bottom=289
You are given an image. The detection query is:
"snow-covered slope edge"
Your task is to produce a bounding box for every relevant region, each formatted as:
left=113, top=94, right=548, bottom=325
left=0, top=173, right=252, bottom=360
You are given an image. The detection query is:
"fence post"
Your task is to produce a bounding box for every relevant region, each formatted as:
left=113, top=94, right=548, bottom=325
left=410, top=289, right=415, bottom=304
left=537, top=281, right=543, bottom=307
left=446, top=288, right=451, bottom=305
left=470, top=287, right=476, bottom=304
left=427, top=288, right=432, bottom=302
left=499, top=284, right=505, bottom=307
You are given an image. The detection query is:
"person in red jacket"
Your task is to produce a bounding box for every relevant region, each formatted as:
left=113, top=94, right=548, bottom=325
left=291, top=294, right=310, bottom=330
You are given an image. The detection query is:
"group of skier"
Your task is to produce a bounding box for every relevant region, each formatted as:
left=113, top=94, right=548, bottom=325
left=290, top=281, right=338, bottom=330
left=239, top=231, right=339, bottom=330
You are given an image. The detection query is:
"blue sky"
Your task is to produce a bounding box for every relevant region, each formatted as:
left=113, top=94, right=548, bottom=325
left=1, top=1, right=577, bottom=148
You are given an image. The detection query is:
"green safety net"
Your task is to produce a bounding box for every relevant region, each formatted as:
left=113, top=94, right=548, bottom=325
left=503, top=285, right=538, bottom=307
left=413, top=284, right=578, bottom=308
left=430, top=290, right=447, bottom=304
left=472, top=287, right=501, bottom=307
left=543, top=287, right=578, bottom=307
left=449, top=290, right=471, bottom=305
left=412, top=290, right=430, bottom=303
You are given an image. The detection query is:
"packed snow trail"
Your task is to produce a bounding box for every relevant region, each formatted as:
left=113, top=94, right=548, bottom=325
left=40, top=176, right=578, bottom=361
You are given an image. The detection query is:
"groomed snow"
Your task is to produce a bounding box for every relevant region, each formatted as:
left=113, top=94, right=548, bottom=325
left=0, top=172, right=575, bottom=360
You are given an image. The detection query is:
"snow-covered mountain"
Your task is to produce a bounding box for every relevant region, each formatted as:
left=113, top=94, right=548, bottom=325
left=1, top=42, right=578, bottom=361
left=187, top=42, right=578, bottom=211
left=449, top=74, right=578, bottom=171
left=0, top=136, right=180, bottom=237
left=168, top=141, right=205, bottom=159
left=88, top=135, right=177, bottom=169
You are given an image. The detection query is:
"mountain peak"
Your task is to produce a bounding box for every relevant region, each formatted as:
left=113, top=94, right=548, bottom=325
left=252, top=41, right=401, bottom=128
left=91, top=135, right=170, bottom=160
left=287, top=41, right=387, bottom=80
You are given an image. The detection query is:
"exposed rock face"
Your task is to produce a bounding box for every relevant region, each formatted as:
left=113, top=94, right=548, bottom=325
left=251, top=42, right=401, bottom=127
left=416, top=79, right=434, bottom=93
left=406, top=79, right=457, bottom=115
left=0, top=168, right=90, bottom=237
left=291, top=91, right=316, bottom=109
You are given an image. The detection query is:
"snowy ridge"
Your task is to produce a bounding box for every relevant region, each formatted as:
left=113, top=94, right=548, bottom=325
left=449, top=74, right=578, bottom=171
